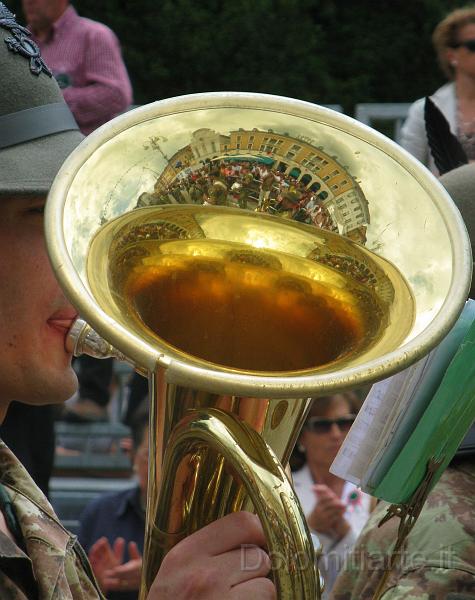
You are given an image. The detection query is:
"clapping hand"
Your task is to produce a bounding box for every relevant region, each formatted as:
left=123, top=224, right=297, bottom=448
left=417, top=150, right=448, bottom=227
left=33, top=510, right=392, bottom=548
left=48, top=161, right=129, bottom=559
left=88, top=536, right=142, bottom=593
left=307, top=484, right=350, bottom=541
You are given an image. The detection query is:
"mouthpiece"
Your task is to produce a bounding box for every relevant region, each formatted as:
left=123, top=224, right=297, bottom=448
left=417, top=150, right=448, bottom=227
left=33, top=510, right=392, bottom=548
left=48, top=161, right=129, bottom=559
left=66, top=317, right=132, bottom=365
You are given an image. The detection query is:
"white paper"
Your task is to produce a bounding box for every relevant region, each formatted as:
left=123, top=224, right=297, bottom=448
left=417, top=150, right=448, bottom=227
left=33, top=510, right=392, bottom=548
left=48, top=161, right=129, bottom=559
left=329, top=372, right=407, bottom=485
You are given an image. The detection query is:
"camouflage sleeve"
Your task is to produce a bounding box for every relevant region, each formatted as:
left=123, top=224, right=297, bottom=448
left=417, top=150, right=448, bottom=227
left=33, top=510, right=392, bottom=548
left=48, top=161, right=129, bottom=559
left=329, top=501, right=394, bottom=600
left=331, top=562, right=475, bottom=600
left=380, top=567, right=475, bottom=600
left=329, top=568, right=360, bottom=600
left=330, top=463, right=475, bottom=600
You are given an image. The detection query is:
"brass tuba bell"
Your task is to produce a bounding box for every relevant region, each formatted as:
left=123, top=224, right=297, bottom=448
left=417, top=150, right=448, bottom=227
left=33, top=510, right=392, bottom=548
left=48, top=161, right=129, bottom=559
left=45, top=93, right=472, bottom=600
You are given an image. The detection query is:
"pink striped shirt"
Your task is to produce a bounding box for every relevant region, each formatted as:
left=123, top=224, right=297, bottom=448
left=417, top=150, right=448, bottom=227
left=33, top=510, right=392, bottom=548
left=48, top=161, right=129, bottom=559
left=31, top=6, right=133, bottom=135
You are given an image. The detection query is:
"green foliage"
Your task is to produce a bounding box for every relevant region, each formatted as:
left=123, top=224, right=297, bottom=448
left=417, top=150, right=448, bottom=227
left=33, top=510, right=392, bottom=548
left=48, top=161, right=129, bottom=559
left=7, top=0, right=472, bottom=113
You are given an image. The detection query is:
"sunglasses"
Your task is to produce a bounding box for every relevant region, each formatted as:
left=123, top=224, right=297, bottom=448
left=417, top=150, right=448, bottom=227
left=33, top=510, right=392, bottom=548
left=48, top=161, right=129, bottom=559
left=452, top=39, right=475, bottom=52
left=304, top=415, right=356, bottom=435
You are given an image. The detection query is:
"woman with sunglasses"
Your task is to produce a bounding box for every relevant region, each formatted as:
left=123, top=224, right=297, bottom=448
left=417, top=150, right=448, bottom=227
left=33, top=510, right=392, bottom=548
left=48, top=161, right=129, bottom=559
left=292, top=393, right=374, bottom=598
left=401, top=6, right=475, bottom=174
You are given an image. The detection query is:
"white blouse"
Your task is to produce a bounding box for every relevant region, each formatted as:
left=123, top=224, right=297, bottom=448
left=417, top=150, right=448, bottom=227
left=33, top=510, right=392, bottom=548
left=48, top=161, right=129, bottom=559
left=292, top=464, right=372, bottom=598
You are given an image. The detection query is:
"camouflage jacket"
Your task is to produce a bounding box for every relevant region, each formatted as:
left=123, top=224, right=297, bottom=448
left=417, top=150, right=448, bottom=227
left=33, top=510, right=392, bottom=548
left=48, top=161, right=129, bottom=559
left=0, top=440, right=104, bottom=599
left=330, top=460, right=475, bottom=600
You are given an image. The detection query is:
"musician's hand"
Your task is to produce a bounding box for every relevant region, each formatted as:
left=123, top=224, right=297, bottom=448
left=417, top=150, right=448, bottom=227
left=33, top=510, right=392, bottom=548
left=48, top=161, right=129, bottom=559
left=147, top=511, right=276, bottom=599
left=307, top=485, right=350, bottom=541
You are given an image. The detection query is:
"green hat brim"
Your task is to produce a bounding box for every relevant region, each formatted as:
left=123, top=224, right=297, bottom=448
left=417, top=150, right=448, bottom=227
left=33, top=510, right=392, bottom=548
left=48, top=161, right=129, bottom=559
left=0, top=128, right=84, bottom=196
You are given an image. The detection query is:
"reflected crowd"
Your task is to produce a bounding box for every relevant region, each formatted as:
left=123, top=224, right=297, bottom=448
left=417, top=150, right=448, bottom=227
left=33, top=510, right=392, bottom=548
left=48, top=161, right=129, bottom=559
left=137, top=159, right=337, bottom=232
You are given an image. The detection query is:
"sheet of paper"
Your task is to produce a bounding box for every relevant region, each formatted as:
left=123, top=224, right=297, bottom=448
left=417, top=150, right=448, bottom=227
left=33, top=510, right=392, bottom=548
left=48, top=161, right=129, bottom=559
left=362, top=300, right=475, bottom=492
left=329, top=371, right=408, bottom=485
left=331, top=300, right=475, bottom=493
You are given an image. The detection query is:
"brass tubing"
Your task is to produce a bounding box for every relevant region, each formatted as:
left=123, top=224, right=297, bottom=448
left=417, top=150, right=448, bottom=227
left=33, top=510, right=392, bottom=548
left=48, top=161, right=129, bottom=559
left=141, top=407, right=318, bottom=600
left=45, top=93, right=473, bottom=600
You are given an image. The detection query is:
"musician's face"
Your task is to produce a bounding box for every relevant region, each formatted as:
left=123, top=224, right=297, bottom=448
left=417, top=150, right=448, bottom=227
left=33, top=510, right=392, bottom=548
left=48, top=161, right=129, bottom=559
left=0, top=195, right=78, bottom=421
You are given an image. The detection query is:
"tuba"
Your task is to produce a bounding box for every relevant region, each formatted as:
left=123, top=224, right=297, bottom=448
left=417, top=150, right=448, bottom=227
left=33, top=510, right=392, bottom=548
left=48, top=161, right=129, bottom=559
left=45, top=93, right=471, bottom=600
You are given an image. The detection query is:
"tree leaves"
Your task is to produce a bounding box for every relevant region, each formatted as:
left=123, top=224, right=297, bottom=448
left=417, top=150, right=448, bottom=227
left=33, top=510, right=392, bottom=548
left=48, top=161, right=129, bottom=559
left=7, top=0, right=471, bottom=112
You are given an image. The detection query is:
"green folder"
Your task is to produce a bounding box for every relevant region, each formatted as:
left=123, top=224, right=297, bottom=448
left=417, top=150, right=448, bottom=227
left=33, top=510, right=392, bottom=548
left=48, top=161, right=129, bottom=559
left=362, top=300, right=475, bottom=496
left=372, top=311, right=475, bottom=504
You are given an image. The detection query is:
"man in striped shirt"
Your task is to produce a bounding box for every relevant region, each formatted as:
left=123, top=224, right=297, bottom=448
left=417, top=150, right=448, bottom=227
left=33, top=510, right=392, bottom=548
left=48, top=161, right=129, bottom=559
left=22, top=0, right=133, bottom=135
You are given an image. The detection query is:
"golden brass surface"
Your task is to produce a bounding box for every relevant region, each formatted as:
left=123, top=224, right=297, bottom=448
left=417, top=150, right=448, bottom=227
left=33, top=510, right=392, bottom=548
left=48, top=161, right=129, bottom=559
left=44, top=92, right=472, bottom=599
left=87, top=205, right=415, bottom=378
left=146, top=378, right=319, bottom=598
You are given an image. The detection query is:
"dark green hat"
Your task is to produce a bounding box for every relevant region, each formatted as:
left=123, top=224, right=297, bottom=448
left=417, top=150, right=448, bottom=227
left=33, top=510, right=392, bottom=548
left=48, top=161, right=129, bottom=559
left=440, top=164, right=475, bottom=299
left=0, top=2, right=83, bottom=195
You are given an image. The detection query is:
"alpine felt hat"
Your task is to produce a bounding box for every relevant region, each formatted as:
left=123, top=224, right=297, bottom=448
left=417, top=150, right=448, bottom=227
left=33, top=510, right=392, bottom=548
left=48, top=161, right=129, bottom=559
left=0, top=2, right=84, bottom=195
left=439, top=164, right=475, bottom=300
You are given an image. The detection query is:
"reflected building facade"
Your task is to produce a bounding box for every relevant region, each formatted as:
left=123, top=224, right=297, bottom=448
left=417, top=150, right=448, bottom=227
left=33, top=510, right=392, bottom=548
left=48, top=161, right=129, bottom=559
left=142, top=127, right=370, bottom=244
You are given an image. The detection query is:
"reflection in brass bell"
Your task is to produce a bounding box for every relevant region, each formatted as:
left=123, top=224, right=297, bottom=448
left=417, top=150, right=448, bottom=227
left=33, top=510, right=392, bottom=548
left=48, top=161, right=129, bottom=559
left=90, top=205, right=415, bottom=375
left=45, top=93, right=471, bottom=599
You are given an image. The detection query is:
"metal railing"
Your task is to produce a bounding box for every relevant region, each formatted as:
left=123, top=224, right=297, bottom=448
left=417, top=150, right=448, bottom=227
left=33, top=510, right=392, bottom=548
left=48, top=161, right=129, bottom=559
left=354, top=102, right=411, bottom=143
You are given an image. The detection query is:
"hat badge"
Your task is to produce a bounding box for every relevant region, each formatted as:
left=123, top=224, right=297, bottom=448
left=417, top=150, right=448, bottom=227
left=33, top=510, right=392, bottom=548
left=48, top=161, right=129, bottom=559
left=0, top=2, right=52, bottom=77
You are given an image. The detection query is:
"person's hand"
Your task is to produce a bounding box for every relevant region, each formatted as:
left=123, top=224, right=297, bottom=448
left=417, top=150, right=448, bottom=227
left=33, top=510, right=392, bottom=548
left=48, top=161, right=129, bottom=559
left=147, top=511, right=276, bottom=599
left=88, top=536, right=142, bottom=593
left=307, top=485, right=350, bottom=541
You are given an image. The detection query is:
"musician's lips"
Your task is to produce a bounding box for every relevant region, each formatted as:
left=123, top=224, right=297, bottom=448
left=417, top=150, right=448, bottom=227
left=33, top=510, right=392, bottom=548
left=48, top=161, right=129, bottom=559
left=47, top=314, right=78, bottom=336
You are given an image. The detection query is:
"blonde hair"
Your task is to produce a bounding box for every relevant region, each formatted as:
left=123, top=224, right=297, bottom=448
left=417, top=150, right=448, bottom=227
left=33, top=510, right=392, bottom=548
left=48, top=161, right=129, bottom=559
left=433, top=6, right=475, bottom=79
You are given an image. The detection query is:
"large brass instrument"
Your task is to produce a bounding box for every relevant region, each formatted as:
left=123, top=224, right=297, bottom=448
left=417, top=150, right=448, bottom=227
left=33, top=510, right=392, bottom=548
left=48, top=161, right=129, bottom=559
left=45, top=93, right=472, bottom=600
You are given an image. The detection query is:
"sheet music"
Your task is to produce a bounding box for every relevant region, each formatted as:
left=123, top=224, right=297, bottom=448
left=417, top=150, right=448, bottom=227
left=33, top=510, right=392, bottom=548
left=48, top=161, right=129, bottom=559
left=361, top=300, right=475, bottom=492
left=329, top=370, right=408, bottom=485
left=331, top=300, right=475, bottom=493
left=360, top=355, right=430, bottom=491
